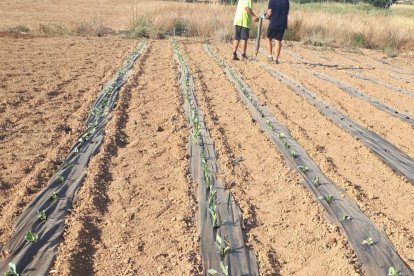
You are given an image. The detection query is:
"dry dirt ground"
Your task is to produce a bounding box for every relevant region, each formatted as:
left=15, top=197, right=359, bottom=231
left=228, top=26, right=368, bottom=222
left=1, top=35, right=414, bottom=275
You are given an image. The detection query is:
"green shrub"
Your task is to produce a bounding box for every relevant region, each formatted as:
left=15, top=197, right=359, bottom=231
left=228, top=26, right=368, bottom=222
left=128, top=17, right=153, bottom=38
left=39, top=24, right=69, bottom=35
left=7, top=25, right=30, bottom=34
left=384, top=37, right=398, bottom=57
left=350, top=32, right=367, bottom=48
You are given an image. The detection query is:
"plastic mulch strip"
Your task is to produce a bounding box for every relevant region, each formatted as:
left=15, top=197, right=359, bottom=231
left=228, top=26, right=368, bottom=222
left=285, top=49, right=414, bottom=99
left=0, top=41, right=147, bottom=276
left=173, top=40, right=258, bottom=276
left=289, top=64, right=414, bottom=127
left=204, top=43, right=413, bottom=276
left=252, top=57, right=414, bottom=185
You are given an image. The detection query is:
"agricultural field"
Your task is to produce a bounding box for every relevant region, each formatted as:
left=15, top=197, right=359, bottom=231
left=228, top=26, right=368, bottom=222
left=1, top=0, right=414, bottom=275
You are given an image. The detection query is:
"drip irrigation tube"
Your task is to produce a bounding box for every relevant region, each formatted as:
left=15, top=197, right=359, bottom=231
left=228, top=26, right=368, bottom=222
left=172, top=41, right=258, bottom=276
left=204, top=43, right=413, bottom=276
left=0, top=41, right=147, bottom=276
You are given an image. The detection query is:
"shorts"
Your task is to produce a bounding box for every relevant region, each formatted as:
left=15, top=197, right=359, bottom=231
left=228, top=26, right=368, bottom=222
left=267, top=28, right=285, bottom=41
left=234, top=25, right=249, bottom=40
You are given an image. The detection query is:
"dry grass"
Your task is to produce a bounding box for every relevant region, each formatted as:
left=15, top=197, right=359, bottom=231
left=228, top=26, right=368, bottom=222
left=1, top=0, right=413, bottom=52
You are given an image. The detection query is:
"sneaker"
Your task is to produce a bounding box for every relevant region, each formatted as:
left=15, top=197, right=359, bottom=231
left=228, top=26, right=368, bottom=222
left=242, top=54, right=247, bottom=60
left=274, top=59, right=279, bottom=64
left=267, top=56, right=273, bottom=62
left=233, top=52, right=239, bottom=61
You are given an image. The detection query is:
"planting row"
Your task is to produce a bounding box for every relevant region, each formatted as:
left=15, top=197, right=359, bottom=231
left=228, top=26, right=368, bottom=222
left=172, top=40, right=258, bottom=276
left=204, top=43, right=412, bottom=275
left=0, top=41, right=147, bottom=276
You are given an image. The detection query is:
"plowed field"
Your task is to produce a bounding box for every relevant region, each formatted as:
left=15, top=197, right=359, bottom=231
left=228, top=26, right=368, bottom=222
left=1, top=36, right=413, bottom=275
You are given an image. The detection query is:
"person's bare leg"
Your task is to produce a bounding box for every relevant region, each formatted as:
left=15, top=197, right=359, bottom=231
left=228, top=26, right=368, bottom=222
left=233, top=40, right=240, bottom=53
left=233, top=40, right=240, bottom=60
left=242, top=39, right=248, bottom=56
left=274, top=40, right=282, bottom=63
left=266, top=37, right=273, bottom=60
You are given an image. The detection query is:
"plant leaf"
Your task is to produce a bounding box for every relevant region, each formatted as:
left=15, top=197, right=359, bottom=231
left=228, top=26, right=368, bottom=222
left=208, top=268, right=218, bottom=275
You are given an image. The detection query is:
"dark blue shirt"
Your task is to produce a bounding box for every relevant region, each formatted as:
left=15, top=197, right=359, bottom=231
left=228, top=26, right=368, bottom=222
left=268, top=0, right=289, bottom=30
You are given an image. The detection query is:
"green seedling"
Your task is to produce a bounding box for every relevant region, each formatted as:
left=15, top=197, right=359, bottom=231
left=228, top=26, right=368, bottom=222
left=290, top=150, right=298, bottom=159
left=62, top=160, right=74, bottom=168
left=284, top=140, right=290, bottom=149
left=362, top=237, right=374, bottom=246
left=208, top=189, right=217, bottom=206
left=38, top=210, right=47, bottom=221
left=340, top=215, right=353, bottom=221
left=278, top=133, right=285, bottom=139
left=388, top=267, right=401, bottom=276
left=5, top=262, right=19, bottom=276
left=57, top=175, right=65, bottom=184
left=318, top=194, right=334, bottom=204
left=205, top=174, right=212, bottom=191
left=215, top=233, right=231, bottom=257
left=220, top=261, right=229, bottom=276
left=25, top=231, right=38, bottom=243
left=208, top=204, right=218, bottom=228
left=50, top=190, right=58, bottom=202
left=298, top=165, right=309, bottom=173
left=312, top=176, right=320, bottom=187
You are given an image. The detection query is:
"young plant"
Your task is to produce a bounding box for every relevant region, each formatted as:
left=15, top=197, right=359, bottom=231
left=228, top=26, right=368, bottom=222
left=5, top=262, right=19, bottom=276
left=298, top=165, right=309, bottom=173
left=278, top=133, right=285, bottom=139
left=38, top=210, right=47, bottom=221
left=25, top=231, right=38, bottom=243
left=312, top=176, right=320, bottom=187
left=284, top=141, right=290, bottom=149
left=57, top=175, right=65, bottom=184
left=318, top=194, right=334, bottom=204
left=388, top=266, right=400, bottom=276
left=50, top=190, right=58, bottom=202
left=208, top=204, right=218, bottom=228
left=215, top=233, right=231, bottom=257
left=362, top=237, right=374, bottom=246
left=290, top=150, right=298, bottom=159
left=340, top=215, right=353, bottom=221
left=207, top=263, right=229, bottom=276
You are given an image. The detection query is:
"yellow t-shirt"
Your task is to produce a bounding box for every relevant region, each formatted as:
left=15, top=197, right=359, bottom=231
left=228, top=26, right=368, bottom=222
left=233, top=0, right=252, bottom=29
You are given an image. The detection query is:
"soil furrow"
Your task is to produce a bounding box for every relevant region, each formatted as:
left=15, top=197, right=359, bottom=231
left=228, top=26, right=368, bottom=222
left=183, top=41, right=359, bottom=275
left=214, top=43, right=414, bottom=270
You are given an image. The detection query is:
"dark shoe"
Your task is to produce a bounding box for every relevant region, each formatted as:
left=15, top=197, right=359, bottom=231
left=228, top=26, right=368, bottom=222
left=233, top=54, right=240, bottom=61
left=241, top=54, right=247, bottom=60
left=274, top=59, right=279, bottom=64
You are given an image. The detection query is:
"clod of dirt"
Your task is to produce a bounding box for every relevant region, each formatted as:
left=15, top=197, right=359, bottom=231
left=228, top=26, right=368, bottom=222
left=63, top=126, right=72, bottom=133
left=156, top=126, right=164, bottom=132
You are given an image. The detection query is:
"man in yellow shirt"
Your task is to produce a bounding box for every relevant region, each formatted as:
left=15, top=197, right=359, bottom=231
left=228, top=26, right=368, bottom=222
left=233, top=0, right=259, bottom=60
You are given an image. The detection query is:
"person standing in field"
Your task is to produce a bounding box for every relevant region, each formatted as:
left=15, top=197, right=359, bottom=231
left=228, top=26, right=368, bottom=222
left=232, top=0, right=259, bottom=60
left=265, top=0, right=290, bottom=64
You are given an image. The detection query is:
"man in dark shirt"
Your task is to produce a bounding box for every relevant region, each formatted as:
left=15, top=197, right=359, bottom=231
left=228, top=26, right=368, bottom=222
left=265, top=0, right=289, bottom=64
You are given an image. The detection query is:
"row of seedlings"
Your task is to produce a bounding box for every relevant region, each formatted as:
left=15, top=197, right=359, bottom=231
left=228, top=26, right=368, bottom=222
left=285, top=49, right=414, bottom=99
left=172, top=40, right=258, bottom=276
left=251, top=52, right=414, bottom=185
left=269, top=48, right=414, bottom=126
left=204, top=43, right=413, bottom=276
left=0, top=41, right=148, bottom=276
